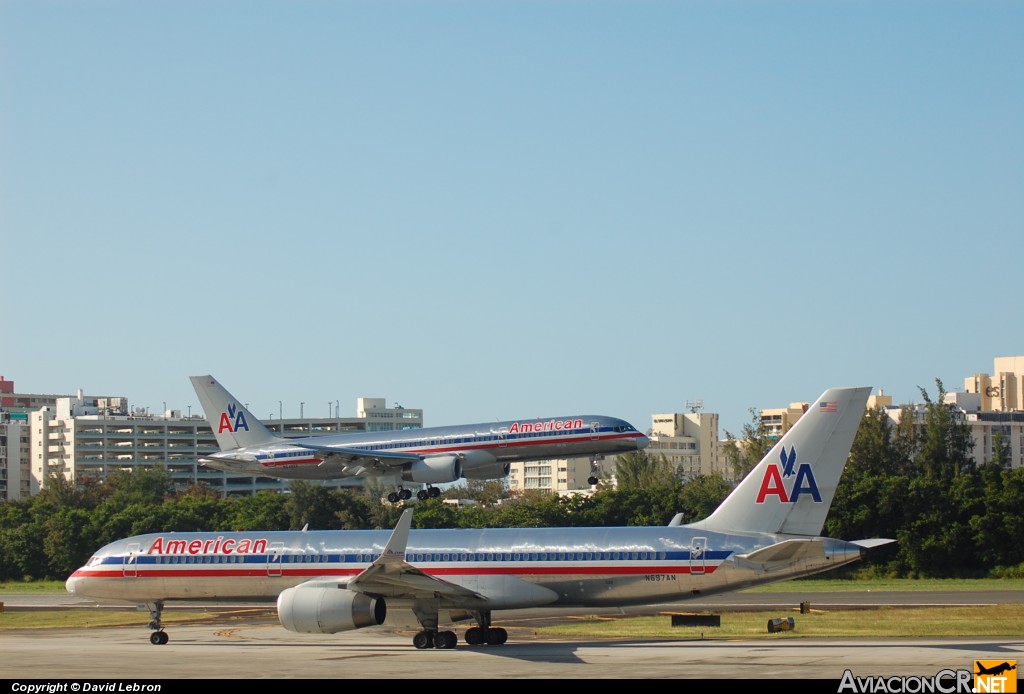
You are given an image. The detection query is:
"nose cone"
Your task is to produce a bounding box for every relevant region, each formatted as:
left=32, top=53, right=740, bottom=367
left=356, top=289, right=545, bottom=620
left=636, top=433, right=650, bottom=449
left=65, top=575, right=80, bottom=595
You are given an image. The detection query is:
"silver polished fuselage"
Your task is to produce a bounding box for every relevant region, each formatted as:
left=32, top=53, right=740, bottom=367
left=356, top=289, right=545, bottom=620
left=67, top=525, right=865, bottom=610
left=205, top=415, right=648, bottom=480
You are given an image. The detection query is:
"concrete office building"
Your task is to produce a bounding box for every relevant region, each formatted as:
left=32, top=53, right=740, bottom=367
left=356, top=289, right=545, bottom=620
left=646, top=406, right=725, bottom=480
left=760, top=401, right=810, bottom=440
left=1, top=376, right=129, bottom=500
left=507, top=456, right=597, bottom=493
left=0, top=413, right=29, bottom=500
left=946, top=355, right=1024, bottom=469
left=964, top=356, right=1024, bottom=414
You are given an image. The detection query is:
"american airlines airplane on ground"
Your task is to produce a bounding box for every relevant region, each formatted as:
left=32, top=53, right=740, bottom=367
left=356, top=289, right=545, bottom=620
left=190, top=375, right=649, bottom=502
left=67, top=386, right=892, bottom=650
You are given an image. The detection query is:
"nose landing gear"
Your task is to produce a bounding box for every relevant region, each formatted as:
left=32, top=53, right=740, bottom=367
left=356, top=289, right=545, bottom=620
left=146, top=602, right=169, bottom=645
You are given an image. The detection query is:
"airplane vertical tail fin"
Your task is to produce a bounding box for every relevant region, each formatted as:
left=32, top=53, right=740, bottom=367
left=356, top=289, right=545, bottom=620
left=690, top=386, right=872, bottom=536
left=189, top=375, right=281, bottom=451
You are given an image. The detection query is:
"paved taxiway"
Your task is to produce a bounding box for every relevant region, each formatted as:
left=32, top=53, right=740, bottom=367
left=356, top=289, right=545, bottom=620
left=1, top=592, right=1021, bottom=680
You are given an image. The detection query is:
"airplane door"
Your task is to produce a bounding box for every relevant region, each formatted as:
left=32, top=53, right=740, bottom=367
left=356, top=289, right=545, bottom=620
left=497, top=427, right=508, bottom=449
left=691, top=537, right=707, bottom=575
left=123, top=543, right=142, bottom=578
left=590, top=421, right=600, bottom=440
left=267, top=542, right=285, bottom=577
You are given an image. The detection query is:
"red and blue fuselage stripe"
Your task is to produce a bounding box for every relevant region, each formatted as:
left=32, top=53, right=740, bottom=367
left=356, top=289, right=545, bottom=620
left=69, top=549, right=729, bottom=580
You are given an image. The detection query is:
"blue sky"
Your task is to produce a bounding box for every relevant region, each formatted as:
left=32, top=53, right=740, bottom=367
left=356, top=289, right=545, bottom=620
left=2, top=1, right=1022, bottom=437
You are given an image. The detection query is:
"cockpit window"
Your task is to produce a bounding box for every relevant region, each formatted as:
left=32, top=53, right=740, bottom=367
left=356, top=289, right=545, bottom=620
left=87, top=555, right=102, bottom=567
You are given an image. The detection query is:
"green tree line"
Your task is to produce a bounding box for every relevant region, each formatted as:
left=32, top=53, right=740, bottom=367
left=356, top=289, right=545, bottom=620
left=2, top=380, right=1021, bottom=582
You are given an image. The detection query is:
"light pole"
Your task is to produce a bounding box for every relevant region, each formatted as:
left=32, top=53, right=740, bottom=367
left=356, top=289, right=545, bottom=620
left=162, top=401, right=166, bottom=418
left=279, top=401, right=282, bottom=420
left=188, top=405, right=191, bottom=418
left=335, top=400, right=339, bottom=418
left=300, top=401, right=305, bottom=418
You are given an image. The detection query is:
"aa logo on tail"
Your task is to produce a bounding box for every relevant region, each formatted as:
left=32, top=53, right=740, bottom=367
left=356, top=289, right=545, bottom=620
left=755, top=446, right=822, bottom=504
left=218, top=403, right=250, bottom=434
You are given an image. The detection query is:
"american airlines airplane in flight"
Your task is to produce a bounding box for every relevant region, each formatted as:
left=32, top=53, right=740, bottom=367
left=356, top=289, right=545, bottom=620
left=190, top=375, right=649, bottom=502
left=67, top=386, right=891, bottom=650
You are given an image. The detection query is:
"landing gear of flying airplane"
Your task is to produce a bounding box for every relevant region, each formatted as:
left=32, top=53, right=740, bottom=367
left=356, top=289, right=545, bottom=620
left=416, top=486, right=442, bottom=501
left=412, top=629, right=458, bottom=649
left=386, top=487, right=414, bottom=503
left=146, top=601, right=169, bottom=645
left=588, top=455, right=603, bottom=486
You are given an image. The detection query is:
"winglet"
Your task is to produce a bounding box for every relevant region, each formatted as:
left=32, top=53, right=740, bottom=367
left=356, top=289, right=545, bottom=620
left=850, top=538, right=896, bottom=549
left=379, top=508, right=414, bottom=564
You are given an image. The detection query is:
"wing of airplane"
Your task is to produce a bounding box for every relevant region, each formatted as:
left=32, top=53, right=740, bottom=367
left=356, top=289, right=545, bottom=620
left=345, top=509, right=484, bottom=603
left=277, top=508, right=487, bottom=649
left=294, top=443, right=426, bottom=476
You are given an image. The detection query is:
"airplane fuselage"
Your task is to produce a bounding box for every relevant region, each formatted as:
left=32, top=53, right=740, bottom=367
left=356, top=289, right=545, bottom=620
left=67, top=525, right=866, bottom=609
left=205, top=415, right=648, bottom=480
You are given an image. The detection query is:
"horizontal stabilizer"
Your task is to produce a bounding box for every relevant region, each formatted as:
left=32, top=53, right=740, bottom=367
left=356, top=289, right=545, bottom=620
left=197, top=454, right=258, bottom=470
left=736, top=538, right=825, bottom=566
left=850, top=538, right=896, bottom=549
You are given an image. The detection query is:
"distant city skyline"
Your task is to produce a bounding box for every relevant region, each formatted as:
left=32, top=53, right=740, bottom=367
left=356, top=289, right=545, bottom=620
left=2, top=356, right=1017, bottom=440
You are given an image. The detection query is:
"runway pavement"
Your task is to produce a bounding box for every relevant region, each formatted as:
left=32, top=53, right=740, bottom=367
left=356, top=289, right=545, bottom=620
left=0, top=620, right=1021, bottom=681
left=1, top=591, right=1022, bottom=681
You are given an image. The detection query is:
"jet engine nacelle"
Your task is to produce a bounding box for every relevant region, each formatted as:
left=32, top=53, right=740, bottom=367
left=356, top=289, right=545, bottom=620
left=455, top=449, right=502, bottom=478
left=400, top=455, right=462, bottom=484
left=277, top=581, right=386, bottom=634
left=460, top=461, right=511, bottom=480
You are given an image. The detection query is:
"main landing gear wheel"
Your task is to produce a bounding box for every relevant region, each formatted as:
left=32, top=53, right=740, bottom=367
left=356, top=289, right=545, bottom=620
left=463, top=626, right=507, bottom=646
left=588, top=476, right=599, bottom=485
left=416, top=486, right=443, bottom=500
left=387, top=488, right=414, bottom=503
left=434, top=630, right=457, bottom=649
left=412, top=629, right=458, bottom=650
left=149, top=631, right=169, bottom=645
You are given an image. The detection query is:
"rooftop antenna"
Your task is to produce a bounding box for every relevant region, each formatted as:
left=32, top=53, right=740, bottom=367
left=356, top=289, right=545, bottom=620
left=686, top=399, right=704, bottom=414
